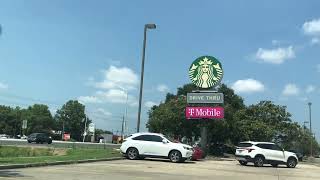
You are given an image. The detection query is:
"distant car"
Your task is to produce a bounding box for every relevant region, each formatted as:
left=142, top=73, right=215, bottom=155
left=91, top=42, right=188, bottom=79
left=120, top=132, right=193, bottom=163
left=0, top=134, right=9, bottom=139
left=235, top=141, right=298, bottom=168
left=27, top=133, right=52, bottom=144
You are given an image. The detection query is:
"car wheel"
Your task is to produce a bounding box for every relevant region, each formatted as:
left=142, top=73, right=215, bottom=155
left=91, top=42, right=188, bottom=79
left=48, top=140, right=52, bottom=144
left=126, top=148, right=139, bottom=160
left=239, top=161, right=247, bottom=166
left=28, top=140, right=31, bottom=143
left=271, top=164, right=278, bottom=167
left=254, top=156, right=264, bottom=167
left=169, top=150, right=182, bottom=163
left=287, top=157, right=297, bottom=168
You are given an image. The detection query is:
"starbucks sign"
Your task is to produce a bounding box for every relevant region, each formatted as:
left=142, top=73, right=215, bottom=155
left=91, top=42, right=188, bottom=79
left=189, top=56, right=223, bottom=88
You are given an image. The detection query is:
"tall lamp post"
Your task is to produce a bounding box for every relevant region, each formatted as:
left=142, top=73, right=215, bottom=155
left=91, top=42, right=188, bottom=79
left=137, top=23, right=156, bottom=133
left=308, top=102, right=312, bottom=157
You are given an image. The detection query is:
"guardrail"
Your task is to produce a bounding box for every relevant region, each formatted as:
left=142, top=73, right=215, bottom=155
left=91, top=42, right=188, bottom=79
left=0, top=139, right=121, bottom=149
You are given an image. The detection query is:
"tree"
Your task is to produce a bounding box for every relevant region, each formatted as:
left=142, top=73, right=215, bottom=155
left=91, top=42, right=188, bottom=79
left=55, top=100, right=90, bottom=141
left=0, top=105, right=17, bottom=135
left=24, top=104, right=55, bottom=135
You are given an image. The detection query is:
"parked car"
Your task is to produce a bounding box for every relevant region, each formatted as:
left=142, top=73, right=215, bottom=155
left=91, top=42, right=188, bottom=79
left=0, top=134, right=9, bottom=139
left=235, top=141, right=298, bottom=168
left=27, top=133, right=52, bottom=144
left=192, top=143, right=204, bottom=160
left=120, top=132, right=193, bottom=163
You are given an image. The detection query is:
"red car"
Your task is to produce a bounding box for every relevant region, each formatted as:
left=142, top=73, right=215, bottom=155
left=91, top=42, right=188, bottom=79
left=192, top=144, right=205, bottom=160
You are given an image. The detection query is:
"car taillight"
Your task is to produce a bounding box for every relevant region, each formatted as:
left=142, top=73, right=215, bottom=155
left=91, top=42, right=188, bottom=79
left=246, top=148, right=255, bottom=153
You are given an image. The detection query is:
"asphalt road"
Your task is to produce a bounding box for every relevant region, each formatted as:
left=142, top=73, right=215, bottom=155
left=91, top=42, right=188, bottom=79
left=1, top=159, right=319, bottom=180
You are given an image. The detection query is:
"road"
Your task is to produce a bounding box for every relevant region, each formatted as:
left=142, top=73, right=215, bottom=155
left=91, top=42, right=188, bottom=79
left=0, top=139, right=120, bottom=149
left=1, top=159, right=319, bottom=180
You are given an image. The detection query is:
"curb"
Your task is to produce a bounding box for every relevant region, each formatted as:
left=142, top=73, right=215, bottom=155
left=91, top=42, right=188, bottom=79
left=0, top=157, right=124, bottom=170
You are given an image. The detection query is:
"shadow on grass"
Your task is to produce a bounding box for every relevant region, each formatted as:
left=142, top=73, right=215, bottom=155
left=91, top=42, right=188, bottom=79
left=0, top=170, right=25, bottom=177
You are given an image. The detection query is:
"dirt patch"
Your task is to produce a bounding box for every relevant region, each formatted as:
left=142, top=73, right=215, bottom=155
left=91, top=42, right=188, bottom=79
left=52, top=148, right=67, bottom=156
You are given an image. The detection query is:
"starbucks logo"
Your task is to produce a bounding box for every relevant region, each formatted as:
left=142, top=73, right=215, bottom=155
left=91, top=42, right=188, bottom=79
left=189, top=56, right=223, bottom=89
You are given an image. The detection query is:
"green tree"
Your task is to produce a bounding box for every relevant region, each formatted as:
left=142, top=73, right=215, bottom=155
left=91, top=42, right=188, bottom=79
left=55, top=100, right=90, bottom=141
left=24, top=104, right=55, bottom=135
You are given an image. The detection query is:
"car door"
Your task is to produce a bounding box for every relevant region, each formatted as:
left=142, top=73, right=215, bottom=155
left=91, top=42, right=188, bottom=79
left=270, top=144, right=285, bottom=162
left=262, top=144, right=285, bottom=162
left=131, top=135, right=153, bottom=155
left=148, top=135, right=170, bottom=157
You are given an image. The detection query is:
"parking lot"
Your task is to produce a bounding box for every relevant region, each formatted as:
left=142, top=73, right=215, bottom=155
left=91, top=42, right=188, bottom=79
left=1, top=159, right=320, bottom=180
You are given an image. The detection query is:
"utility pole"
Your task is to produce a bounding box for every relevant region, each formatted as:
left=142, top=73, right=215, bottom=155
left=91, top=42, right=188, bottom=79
left=308, top=102, right=312, bottom=157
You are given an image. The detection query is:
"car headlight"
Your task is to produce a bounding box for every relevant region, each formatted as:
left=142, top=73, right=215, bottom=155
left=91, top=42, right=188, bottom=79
left=183, top=146, right=192, bottom=151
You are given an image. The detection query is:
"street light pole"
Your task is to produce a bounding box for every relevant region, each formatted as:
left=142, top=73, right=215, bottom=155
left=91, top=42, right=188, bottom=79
left=121, top=89, right=128, bottom=139
left=308, top=102, right=312, bottom=157
left=137, top=24, right=156, bottom=133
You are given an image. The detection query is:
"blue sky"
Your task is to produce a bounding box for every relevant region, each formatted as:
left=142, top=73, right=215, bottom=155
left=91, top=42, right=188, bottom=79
left=0, top=0, right=319, bottom=140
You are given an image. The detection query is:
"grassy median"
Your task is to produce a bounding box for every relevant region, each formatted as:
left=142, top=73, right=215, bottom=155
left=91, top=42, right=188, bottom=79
left=0, top=146, right=121, bottom=165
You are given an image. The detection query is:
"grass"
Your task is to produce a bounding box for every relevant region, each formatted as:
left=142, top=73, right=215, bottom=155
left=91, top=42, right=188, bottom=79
left=0, top=146, right=121, bottom=165
left=0, top=146, right=54, bottom=157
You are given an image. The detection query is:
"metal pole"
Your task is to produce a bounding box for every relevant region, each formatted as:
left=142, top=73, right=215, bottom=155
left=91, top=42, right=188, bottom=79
left=137, top=26, right=147, bottom=133
left=308, top=102, right=312, bottom=157
left=82, top=116, right=88, bottom=143
left=62, top=120, right=65, bottom=140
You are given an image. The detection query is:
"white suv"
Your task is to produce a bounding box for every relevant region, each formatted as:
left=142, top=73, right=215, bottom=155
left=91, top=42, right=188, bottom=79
left=120, top=132, right=193, bottom=163
left=235, top=141, right=298, bottom=168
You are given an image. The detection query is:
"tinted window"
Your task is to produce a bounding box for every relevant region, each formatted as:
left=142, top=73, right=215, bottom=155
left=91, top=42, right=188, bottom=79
left=150, top=135, right=163, bottom=142
left=237, top=143, right=252, bottom=148
left=256, top=144, right=270, bottom=149
left=132, top=135, right=152, bottom=141
left=271, top=145, right=283, bottom=151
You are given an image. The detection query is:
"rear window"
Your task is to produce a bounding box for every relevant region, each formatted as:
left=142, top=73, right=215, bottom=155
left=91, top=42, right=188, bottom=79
left=237, top=143, right=253, bottom=148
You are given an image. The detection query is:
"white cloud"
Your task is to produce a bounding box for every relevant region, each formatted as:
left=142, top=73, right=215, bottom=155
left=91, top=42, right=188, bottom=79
left=78, top=96, right=101, bottom=104
left=255, top=46, right=295, bottom=64
left=231, top=79, right=265, bottom=94
left=96, top=89, right=128, bottom=104
left=303, top=18, right=320, bottom=36
left=79, top=65, right=139, bottom=105
left=0, top=82, right=8, bottom=90
left=95, top=66, right=138, bottom=90
left=145, top=101, right=158, bottom=108
left=303, top=18, right=320, bottom=45
left=96, top=108, right=112, bottom=116
left=157, top=84, right=170, bottom=93
left=282, top=84, right=300, bottom=96
left=306, top=85, right=316, bottom=93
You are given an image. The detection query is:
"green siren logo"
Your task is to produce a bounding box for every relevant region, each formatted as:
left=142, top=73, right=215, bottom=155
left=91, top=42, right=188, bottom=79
left=189, top=56, right=223, bottom=88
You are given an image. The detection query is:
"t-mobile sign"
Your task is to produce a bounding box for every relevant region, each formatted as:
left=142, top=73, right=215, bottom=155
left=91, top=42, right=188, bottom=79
left=185, top=106, right=224, bottom=119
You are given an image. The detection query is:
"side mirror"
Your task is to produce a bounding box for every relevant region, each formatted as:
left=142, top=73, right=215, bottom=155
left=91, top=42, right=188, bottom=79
left=162, top=139, right=168, bottom=144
